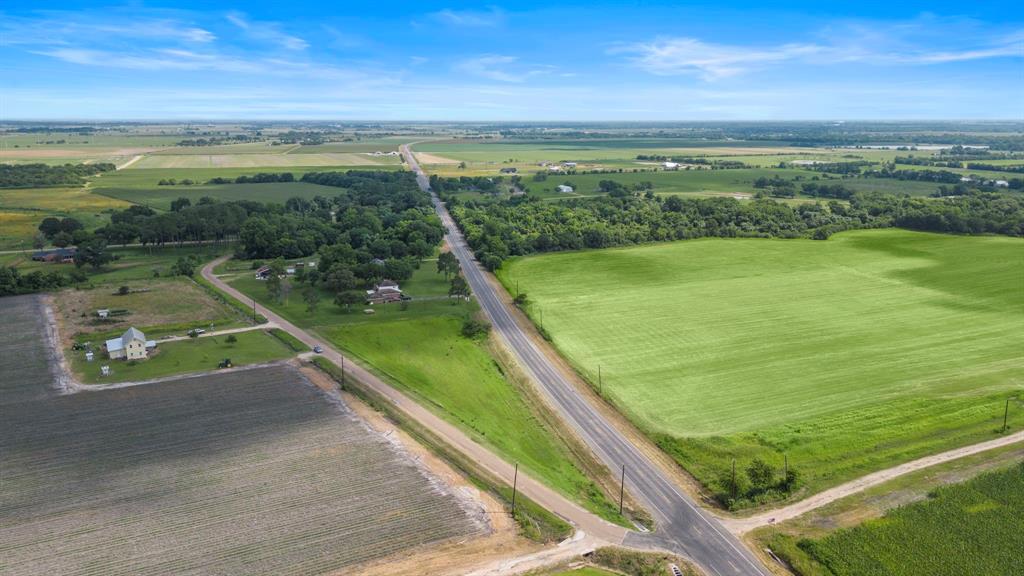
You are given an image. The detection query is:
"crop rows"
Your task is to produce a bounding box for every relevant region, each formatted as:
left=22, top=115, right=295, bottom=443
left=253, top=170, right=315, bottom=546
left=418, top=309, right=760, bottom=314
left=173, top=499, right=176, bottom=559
left=0, top=295, right=59, bottom=405
left=0, top=362, right=487, bottom=575
left=800, top=463, right=1024, bottom=576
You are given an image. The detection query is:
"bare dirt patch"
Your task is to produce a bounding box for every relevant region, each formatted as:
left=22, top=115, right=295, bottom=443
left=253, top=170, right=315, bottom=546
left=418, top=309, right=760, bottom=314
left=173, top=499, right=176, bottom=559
left=300, top=364, right=539, bottom=576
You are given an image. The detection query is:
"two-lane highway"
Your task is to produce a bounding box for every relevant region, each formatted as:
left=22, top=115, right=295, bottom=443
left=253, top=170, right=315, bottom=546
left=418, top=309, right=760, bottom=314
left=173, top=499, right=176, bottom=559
left=402, top=144, right=769, bottom=576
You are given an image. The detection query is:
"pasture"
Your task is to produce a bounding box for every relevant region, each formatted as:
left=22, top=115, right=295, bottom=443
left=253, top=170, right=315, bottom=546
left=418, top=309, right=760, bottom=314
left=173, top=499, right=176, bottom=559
left=55, top=277, right=236, bottom=338
left=0, top=364, right=487, bottom=575
left=225, top=263, right=626, bottom=523
left=793, top=463, right=1024, bottom=576
left=97, top=181, right=340, bottom=210
left=0, top=186, right=132, bottom=249
left=498, top=229, right=1024, bottom=495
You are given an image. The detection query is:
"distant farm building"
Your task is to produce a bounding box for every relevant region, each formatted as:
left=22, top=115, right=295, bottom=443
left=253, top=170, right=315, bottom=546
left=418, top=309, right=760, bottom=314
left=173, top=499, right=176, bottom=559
left=547, top=165, right=562, bottom=172
left=557, top=184, right=574, bottom=193
left=562, top=162, right=577, bottom=168
left=31, top=248, right=76, bottom=263
left=960, top=176, right=973, bottom=183
left=994, top=180, right=1010, bottom=188
left=662, top=162, right=680, bottom=170
left=255, top=265, right=272, bottom=280
left=105, top=327, right=156, bottom=361
left=96, top=309, right=110, bottom=319
left=500, top=167, right=517, bottom=174
left=365, top=279, right=404, bottom=304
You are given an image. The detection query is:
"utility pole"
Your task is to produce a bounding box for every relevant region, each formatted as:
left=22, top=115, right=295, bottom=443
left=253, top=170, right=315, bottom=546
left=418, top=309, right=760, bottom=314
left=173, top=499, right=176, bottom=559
left=784, top=454, right=788, bottom=478
left=252, top=297, right=257, bottom=322
left=598, top=365, right=602, bottom=394
left=1003, top=397, right=1011, bottom=433
left=511, top=462, right=519, bottom=517
left=341, top=355, right=346, bottom=388
left=619, top=464, right=626, bottom=515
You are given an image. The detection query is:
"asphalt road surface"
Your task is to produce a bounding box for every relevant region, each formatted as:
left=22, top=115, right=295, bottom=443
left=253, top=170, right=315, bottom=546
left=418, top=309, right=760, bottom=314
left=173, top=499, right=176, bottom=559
left=402, top=144, right=770, bottom=576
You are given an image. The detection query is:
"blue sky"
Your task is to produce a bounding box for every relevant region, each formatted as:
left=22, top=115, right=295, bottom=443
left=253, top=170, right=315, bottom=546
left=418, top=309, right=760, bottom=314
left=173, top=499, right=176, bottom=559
left=1, top=1, right=1022, bottom=120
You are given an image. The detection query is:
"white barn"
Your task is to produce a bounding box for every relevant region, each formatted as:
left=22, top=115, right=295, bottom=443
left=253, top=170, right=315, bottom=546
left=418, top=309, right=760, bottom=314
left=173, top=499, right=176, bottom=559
left=106, top=327, right=155, bottom=361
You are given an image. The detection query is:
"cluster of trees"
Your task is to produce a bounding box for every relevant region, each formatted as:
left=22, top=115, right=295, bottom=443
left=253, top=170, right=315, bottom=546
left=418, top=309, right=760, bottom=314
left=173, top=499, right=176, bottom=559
left=176, top=135, right=257, bottom=146
left=157, top=178, right=196, bottom=186
left=207, top=172, right=296, bottom=184
left=800, top=182, right=855, bottom=200
left=715, top=458, right=800, bottom=509
left=794, top=161, right=873, bottom=175
left=428, top=175, right=508, bottom=195
left=753, top=176, right=797, bottom=197
left=864, top=167, right=963, bottom=183
left=636, top=155, right=749, bottom=169
left=965, top=163, right=1024, bottom=174
left=0, top=163, right=115, bottom=188
left=0, top=266, right=84, bottom=296
left=448, top=190, right=1024, bottom=269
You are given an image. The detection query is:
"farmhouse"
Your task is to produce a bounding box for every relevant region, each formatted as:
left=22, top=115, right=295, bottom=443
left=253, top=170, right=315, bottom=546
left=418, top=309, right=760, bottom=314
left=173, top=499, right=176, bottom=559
left=557, top=184, right=574, bottom=193
left=105, top=327, right=156, bottom=361
left=31, top=248, right=76, bottom=263
left=365, top=279, right=404, bottom=304
left=255, top=265, right=272, bottom=279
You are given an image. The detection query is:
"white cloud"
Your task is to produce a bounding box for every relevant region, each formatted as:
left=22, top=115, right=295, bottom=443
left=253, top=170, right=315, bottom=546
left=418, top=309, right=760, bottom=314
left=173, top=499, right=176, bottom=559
left=455, top=55, right=555, bottom=83
left=612, top=38, right=824, bottom=80
left=615, top=21, right=1024, bottom=80
left=428, top=7, right=505, bottom=28
left=226, top=12, right=308, bottom=51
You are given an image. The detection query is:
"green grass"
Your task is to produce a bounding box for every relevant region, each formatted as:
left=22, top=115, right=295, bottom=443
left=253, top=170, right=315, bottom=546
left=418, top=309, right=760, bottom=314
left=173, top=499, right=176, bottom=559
left=224, top=263, right=627, bottom=524
left=0, top=186, right=132, bottom=249
left=268, top=327, right=309, bottom=352
left=498, top=229, right=1024, bottom=499
left=790, top=463, right=1024, bottom=576
left=70, top=329, right=294, bottom=384
left=1, top=244, right=234, bottom=286
left=547, top=568, right=619, bottom=576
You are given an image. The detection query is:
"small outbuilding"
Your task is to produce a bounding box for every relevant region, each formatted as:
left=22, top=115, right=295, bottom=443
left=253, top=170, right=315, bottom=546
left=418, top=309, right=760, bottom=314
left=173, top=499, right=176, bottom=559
left=557, top=184, right=574, bottom=193
left=97, top=309, right=110, bottom=319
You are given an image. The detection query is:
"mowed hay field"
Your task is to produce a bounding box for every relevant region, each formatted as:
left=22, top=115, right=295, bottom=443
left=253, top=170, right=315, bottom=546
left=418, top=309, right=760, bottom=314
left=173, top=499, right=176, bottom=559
left=0, top=363, right=487, bottom=576
left=499, top=229, right=1024, bottom=494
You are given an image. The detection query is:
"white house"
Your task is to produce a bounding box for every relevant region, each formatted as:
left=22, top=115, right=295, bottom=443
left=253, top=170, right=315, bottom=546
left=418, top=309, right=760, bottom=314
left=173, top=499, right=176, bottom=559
left=662, top=161, right=680, bottom=170
left=547, top=165, right=562, bottom=172
left=106, top=327, right=155, bottom=361
left=994, top=180, right=1010, bottom=188
left=557, top=184, right=574, bottom=193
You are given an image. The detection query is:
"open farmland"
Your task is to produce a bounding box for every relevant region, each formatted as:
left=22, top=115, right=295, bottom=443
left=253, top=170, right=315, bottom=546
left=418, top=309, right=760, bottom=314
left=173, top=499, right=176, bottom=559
left=131, top=151, right=401, bottom=169
left=0, top=295, right=61, bottom=403
left=0, top=357, right=488, bottom=575
left=226, top=263, right=626, bottom=523
left=794, top=463, right=1024, bottom=576
left=498, top=229, right=1024, bottom=497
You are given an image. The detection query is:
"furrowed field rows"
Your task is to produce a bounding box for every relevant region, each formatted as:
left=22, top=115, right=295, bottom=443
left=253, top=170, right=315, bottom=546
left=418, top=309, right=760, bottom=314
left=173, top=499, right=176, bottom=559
left=0, top=356, right=487, bottom=576
left=0, top=295, right=59, bottom=404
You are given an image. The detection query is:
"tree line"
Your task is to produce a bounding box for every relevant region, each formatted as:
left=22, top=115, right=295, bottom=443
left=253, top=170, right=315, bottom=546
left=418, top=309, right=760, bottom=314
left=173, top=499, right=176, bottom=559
left=0, top=163, right=115, bottom=188
left=446, top=190, right=1024, bottom=270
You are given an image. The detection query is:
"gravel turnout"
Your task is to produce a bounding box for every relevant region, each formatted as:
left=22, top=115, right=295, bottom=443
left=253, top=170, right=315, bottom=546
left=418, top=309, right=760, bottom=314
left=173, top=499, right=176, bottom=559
left=0, top=352, right=487, bottom=575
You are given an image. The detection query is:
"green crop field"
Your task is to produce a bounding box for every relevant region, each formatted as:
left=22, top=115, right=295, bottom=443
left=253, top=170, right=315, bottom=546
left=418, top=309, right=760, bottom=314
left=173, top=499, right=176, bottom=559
left=498, top=229, right=1024, bottom=497
left=131, top=151, right=400, bottom=169
left=224, top=263, right=626, bottom=523
left=96, top=181, right=340, bottom=209
left=791, top=463, right=1024, bottom=576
